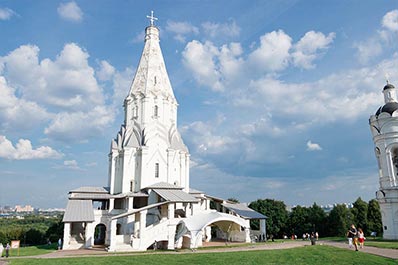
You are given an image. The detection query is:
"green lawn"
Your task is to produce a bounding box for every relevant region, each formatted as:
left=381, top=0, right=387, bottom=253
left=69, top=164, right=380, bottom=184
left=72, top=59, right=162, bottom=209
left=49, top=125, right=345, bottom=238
left=1, top=243, right=57, bottom=257
left=6, top=245, right=396, bottom=265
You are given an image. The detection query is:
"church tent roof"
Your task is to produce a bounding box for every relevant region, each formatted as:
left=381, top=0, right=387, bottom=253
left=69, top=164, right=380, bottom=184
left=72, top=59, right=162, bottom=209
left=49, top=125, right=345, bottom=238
left=63, top=200, right=94, bottom=222
left=153, top=189, right=199, bottom=203
left=222, top=203, right=267, bottom=220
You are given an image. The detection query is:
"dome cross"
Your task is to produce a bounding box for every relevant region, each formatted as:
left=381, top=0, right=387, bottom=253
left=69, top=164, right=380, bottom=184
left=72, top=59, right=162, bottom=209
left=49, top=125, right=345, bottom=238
left=146, top=10, right=158, bottom=26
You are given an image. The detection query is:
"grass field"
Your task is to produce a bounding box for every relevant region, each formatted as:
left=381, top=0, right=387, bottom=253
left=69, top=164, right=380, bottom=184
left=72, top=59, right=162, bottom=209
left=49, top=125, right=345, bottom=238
left=1, top=243, right=57, bottom=257
left=6, top=245, right=396, bottom=265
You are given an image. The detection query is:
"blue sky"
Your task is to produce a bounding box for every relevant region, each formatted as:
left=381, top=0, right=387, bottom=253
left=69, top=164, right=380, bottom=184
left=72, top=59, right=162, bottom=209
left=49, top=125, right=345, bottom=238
left=1, top=0, right=398, bottom=208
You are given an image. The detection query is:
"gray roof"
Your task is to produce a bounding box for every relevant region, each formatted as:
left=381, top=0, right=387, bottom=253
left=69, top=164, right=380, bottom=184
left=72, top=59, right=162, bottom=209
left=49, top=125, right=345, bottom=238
left=189, top=188, right=203, bottom=194
left=69, top=186, right=109, bottom=194
left=112, top=191, right=148, bottom=198
left=222, top=203, right=267, bottom=220
left=145, top=182, right=183, bottom=190
left=63, top=200, right=94, bottom=222
left=153, top=189, right=199, bottom=203
left=70, top=193, right=111, bottom=200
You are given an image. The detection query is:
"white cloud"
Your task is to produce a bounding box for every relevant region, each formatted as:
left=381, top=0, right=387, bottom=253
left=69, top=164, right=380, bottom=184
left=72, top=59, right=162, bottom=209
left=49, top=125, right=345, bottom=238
left=57, top=1, right=83, bottom=22
left=0, top=8, right=16, bottom=20
left=248, top=30, right=292, bottom=72
left=63, top=160, right=80, bottom=169
left=292, top=31, right=335, bottom=69
left=355, top=38, right=383, bottom=64
left=201, top=20, right=240, bottom=39
left=182, top=40, right=223, bottom=91
left=0, top=76, right=50, bottom=131
left=166, top=21, right=199, bottom=43
left=382, top=9, right=398, bottom=31
left=44, top=106, right=115, bottom=142
left=0, top=135, right=62, bottom=160
left=111, top=67, right=134, bottom=106
left=2, top=43, right=104, bottom=111
left=96, top=60, right=115, bottom=81
left=306, top=140, right=322, bottom=151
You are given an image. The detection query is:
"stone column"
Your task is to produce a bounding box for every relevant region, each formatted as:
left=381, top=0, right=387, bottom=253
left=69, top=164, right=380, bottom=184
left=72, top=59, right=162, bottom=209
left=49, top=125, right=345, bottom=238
left=108, top=219, right=117, bottom=251
left=245, top=228, right=251, bottom=243
left=167, top=224, right=176, bottom=250
left=109, top=198, right=114, bottom=212
left=139, top=210, right=147, bottom=238
left=205, top=226, right=211, bottom=242
left=168, top=203, right=175, bottom=219
left=63, top=223, right=71, bottom=249
left=260, top=219, right=266, bottom=241
left=84, top=222, right=94, bottom=248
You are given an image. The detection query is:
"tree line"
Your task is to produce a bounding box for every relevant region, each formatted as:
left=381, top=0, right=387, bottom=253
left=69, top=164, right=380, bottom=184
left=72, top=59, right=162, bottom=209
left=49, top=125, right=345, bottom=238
left=248, top=197, right=382, bottom=238
left=0, top=215, right=63, bottom=246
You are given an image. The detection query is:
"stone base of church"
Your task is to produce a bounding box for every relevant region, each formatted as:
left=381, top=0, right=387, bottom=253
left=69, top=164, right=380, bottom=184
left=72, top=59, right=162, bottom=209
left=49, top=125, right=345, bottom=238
left=377, top=188, right=398, bottom=240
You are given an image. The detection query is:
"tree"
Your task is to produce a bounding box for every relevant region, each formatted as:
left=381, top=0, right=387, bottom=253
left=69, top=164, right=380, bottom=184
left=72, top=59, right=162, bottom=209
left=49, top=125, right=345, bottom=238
left=308, top=203, right=327, bottom=236
left=367, top=199, right=382, bottom=236
left=288, top=205, right=311, bottom=236
left=327, top=204, right=353, bottom=236
left=249, top=199, right=288, bottom=238
left=352, top=197, right=368, bottom=232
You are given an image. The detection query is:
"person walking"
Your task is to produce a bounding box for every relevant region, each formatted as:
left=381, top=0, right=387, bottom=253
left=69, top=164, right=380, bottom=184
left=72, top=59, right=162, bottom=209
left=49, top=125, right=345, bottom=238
left=358, top=228, right=365, bottom=249
left=5, top=243, right=10, bottom=258
left=348, top=224, right=358, bottom=251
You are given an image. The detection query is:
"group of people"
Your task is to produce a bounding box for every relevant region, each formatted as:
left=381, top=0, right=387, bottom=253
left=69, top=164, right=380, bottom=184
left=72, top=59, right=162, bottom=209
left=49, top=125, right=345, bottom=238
left=347, top=224, right=365, bottom=251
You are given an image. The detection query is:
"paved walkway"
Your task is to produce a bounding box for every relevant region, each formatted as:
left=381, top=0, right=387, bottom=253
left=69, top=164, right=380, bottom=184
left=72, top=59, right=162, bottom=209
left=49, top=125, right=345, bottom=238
left=0, top=240, right=397, bottom=263
left=320, top=240, right=398, bottom=259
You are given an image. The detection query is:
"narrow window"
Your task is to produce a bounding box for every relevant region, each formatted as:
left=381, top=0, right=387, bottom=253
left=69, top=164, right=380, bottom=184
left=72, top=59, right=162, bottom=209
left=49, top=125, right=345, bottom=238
left=155, top=163, right=159, bottom=178
left=130, top=181, right=133, bottom=192
left=154, top=105, right=158, bottom=117
left=154, top=76, right=157, bottom=85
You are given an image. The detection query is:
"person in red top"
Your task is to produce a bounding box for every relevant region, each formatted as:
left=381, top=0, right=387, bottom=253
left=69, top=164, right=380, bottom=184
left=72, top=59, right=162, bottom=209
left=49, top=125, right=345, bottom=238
left=358, top=228, right=365, bottom=249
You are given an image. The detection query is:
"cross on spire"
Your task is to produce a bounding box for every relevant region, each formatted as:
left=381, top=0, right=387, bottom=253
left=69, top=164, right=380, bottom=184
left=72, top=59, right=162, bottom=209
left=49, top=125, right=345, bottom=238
left=146, top=10, right=158, bottom=26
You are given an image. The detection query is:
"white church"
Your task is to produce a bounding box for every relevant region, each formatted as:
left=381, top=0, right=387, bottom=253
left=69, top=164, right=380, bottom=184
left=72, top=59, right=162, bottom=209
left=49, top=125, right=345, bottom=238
left=370, top=81, right=398, bottom=240
left=62, top=13, right=266, bottom=251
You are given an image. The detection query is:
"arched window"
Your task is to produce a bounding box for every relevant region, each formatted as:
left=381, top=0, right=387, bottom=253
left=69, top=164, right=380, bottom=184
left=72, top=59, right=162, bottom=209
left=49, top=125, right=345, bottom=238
left=116, top=223, right=122, bottom=235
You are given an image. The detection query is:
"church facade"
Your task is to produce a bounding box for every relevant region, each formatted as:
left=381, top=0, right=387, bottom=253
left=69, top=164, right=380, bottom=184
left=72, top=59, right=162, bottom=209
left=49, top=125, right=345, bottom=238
left=369, top=82, right=398, bottom=239
left=62, top=13, right=266, bottom=251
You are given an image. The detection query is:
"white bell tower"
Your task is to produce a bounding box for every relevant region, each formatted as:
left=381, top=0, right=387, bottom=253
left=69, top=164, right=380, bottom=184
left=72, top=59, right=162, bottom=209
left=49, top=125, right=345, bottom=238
left=108, top=12, right=190, bottom=195
left=369, top=81, right=398, bottom=239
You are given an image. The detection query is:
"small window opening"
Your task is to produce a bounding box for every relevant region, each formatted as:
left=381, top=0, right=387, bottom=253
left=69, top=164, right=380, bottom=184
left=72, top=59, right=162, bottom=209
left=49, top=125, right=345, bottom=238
left=155, top=163, right=159, bottom=178
left=154, top=105, right=159, bottom=117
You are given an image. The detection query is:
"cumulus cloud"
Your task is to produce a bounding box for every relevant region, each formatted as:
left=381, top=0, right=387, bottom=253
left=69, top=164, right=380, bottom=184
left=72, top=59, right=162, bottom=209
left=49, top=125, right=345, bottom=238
left=0, top=135, right=62, bottom=160
left=96, top=60, right=115, bottom=81
left=248, top=30, right=292, bottom=72
left=0, top=8, right=16, bottom=20
left=292, top=31, right=335, bottom=69
left=182, top=40, right=223, bottom=91
left=306, top=140, right=322, bottom=151
left=355, top=9, right=398, bottom=64
left=57, top=1, right=83, bottom=22
left=44, top=106, right=115, bottom=142
left=2, top=43, right=104, bottom=111
left=382, top=9, right=398, bottom=31
left=0, top=76, right=50, bottom=131
left=166, top=21, right=199, bottom=43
